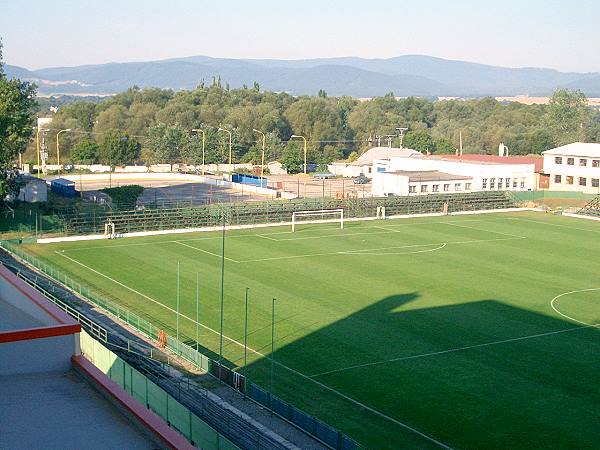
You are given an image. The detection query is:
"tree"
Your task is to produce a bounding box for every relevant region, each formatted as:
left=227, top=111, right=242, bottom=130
left=99, top=130, right=140, bottom=166
left=403, top=130, right=435, bottom=152
left=434, top=138, right=455, bottom=154
left=71, top=138, right=99, bottom=164
left=144, top=123, right=188, bottom=165
left=0, top=40, right=37, bottom=200
left=544, top=89, right=592, bottom=145
left=281, top=141, right=303, bottom=173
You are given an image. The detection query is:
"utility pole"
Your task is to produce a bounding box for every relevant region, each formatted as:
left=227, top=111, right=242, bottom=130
left=396, top=127, right=408, bottom=148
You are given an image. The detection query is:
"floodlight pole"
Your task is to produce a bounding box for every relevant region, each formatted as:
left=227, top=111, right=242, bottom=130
left=270, top=297, right=276, bottom=410
left=56, top=129, right=72, bottom=176
left=176, top=261, right=180, bottom=354
left=252, top=129, right=266, bottom=179
left=196, top=272, right=200, bottom=351
left=191, top=129, right=206, bottom=175
left=290, top=135, right=308, bottom=175
left=218, top=127, right=233, bottom=171
left=218, top=213, right=226, bottom=382
left=243, top=287, right=249, bottom=398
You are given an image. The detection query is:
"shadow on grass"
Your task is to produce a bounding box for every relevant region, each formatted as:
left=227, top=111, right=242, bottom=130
left=243, top=293, right=600, bottom=450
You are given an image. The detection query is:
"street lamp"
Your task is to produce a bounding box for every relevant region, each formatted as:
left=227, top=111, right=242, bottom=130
left=217, top=127, right=233, bottom=170
left=191, top=128, right=206, bottom=175
left=56, top=128, right=72, bottom=176
left=35, top=127, right=49, bottom=178
left=252, top=129, right=266, bottom=179
left=290, top=134, right=308, bottom=175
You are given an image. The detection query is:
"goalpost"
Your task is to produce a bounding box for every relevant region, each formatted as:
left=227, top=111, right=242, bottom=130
left=291, top=209, right=344, bottom=232
left=104, top=220, right=116, bottom=239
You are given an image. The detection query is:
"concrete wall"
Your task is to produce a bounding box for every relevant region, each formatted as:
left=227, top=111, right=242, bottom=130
left=0, top=334, right=75, bottom=375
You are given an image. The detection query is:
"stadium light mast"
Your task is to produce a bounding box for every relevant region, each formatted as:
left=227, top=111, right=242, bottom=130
left=36, top=127, right=50, bottom=178
left=290, top=134, right=308, bottom=175
left=396, top=127, right=408, bottom=148
left=252, top=129, right=266, bottom=179
left=218, top=127, right=233, bottom=171
left=56, top=129, right=72, bottom=176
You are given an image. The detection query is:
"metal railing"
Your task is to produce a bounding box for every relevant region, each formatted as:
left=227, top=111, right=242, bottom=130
left=0, top=242, right=361, bottom=450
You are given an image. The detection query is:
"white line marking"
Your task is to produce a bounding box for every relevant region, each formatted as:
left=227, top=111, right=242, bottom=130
left=342, top=243, right=447, bottom=256
left=53, top=250, right=450, bottom=448
left=550, top=287, right=600, bottom=326
left=309, top=323, right=598, bottom=378
left=256, top=234, right=278, bottom=241
left=238, top=236, right=524, bottom=263
left=174, top=241, right=240, bottom=263
left=508, top=217, right=600, bottom=234
left=442, top=221, right=526, bottom=239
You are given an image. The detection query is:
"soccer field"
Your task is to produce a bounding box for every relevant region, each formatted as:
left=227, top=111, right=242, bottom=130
left=22, top=211, right=600, bottom=449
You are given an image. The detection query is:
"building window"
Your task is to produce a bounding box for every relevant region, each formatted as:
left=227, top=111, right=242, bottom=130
left=465, top=183, right=472, bottom=190
left=555, top=157, right=563, bottom=164
left=490, top=178, right=496, bottom=189
left=520, top=179, right=525, bottom=189
left=505, top=178, right=510, bottom=188
left=498, top=178, right=503, bottom=189
left=579, top=177, right=587, bottom=186
left=513, top=179, right=518, bottom=188
left=566, top=176, right=574, bottom=185
left=554, top=175, right=562, bottom=183
left=593, top=178, right=599, bottom=188
left=593, top=160, right=600, bottom=168
left=482, top=178, right=488, bottom=189
left=443, top=184, right=450, bottom=192
left=409, top=185, right=416, bottom=193
left=567, top=157, right=574, bottom=165
left=580, top=159, right=587, bottom=167
left=432, top=184, right=439, bottom=192
left=454, top=183, right=462, bottom=191
left=421, top=185, right=428, bottom=193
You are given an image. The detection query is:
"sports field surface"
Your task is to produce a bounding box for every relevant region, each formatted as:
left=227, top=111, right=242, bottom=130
left=22, top=211, right=600, bottom=449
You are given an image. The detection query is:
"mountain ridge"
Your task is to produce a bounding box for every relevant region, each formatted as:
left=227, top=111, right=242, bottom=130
left=5, top=54, right=600, bottom=97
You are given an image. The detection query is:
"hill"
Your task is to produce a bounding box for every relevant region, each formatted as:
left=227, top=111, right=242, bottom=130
left=4, top=55, right=600, bottom=97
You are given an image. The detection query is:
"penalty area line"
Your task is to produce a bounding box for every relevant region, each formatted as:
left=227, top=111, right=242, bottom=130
left=54, top=250, right=451, bottom=449
left=174, top=241, right=240, bottom=263
left=309, top=323, right=598, bottom=378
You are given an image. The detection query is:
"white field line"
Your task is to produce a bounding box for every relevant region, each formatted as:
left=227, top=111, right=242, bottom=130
left=441, top=221, right=527, bottom=239
left=550, top=287, right=600, bottom=326
left=343, top=243, right=447, bottom=256
left=256, top=234, right=278, bottom=241
left=237, top=235, right=524, bottom=263
left=507, top=217, right=600, bottom=234
left=53, top=250, right=450, bottom=448
left=309, top=323, right=599, bottom=378
left=174, top=241, right=240, bottom=263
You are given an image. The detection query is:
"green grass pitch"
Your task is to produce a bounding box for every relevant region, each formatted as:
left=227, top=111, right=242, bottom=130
left=22, top=211, right=600, bottom=449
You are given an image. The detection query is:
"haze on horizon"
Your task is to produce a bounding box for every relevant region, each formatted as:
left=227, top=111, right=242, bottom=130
left=3, top=0, right=600, bottom=73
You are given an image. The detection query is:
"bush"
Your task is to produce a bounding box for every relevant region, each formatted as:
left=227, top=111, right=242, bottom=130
left=100, top=185, right=144, bottom=209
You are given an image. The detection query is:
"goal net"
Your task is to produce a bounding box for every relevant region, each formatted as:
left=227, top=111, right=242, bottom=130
left=291, top=209, right=344, bottom=232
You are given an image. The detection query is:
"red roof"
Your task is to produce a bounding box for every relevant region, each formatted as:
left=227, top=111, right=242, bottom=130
left=429, top=154, right=543, bottom=173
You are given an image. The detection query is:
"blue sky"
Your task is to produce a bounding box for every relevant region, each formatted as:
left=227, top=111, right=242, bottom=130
left=2, top=0, right=600, bottom=72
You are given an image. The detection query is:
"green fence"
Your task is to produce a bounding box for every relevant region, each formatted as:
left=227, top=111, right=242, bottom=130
left=79, top=330, right=238, bottom=450
left=1, top=241, right=361, bottom=450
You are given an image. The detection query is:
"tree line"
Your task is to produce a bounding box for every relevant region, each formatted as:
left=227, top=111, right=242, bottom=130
left=23, top=77, right=600, bottom=174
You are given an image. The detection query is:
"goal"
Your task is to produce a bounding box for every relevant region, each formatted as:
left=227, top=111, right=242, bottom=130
left=104, top=220, right=116, bottom=239
left=291, top=209, right=344, bottom=232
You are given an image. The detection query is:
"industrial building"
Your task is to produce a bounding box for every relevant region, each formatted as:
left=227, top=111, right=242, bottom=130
left=542, top=142, right=600, bottom=194
left=367, top=147, right=536, bottom=197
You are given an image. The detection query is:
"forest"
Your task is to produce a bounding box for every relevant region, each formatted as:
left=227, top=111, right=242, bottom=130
left=29, top=82, right=600, bottom=173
